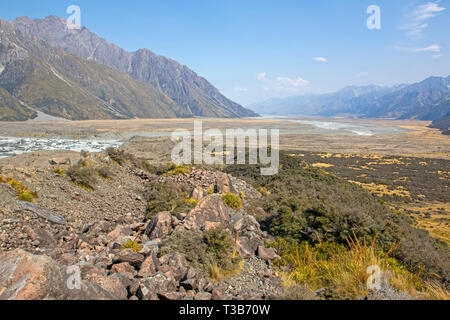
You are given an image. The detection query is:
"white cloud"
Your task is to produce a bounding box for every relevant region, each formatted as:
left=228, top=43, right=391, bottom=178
left=256, top=72, right=309, bottom=93
left=356, top=72, right=369, bottom=78
left=396, top=44, right=441, bottom=56
left=233, top=87, right=248, bottom=92
left=314, top=57, right=328, bottom=62
left=257, top=72, right=268, bottom=82
left=413, top=44, right=441, bottom=52
left=433, top=54, right=442, bottom=58
left=400, top=2, right=446, bottom=39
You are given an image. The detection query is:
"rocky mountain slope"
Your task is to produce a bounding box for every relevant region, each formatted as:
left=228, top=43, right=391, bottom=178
left=7, top=16, right=257, bottom=119
left=0, top=146, right=448, bottom=300
left=250, top=76, right=450, bottom=121
left=430, top=111, right=450, bottom=135
left=0, top=19, right=187, bottom=121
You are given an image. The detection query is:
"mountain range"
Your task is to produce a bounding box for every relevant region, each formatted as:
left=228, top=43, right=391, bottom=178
left=0, top=16, right=257, bottom=121
left=249, top=76, right=450, bottom=122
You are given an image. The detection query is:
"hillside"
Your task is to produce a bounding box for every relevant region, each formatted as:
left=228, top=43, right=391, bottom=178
left=8, top=16, right=258, bottom=119
left=0, top=19, right=189, bottom=121
left=430, top=112, right=450, bottom=135
left=0, top=147, right=448, bottom=300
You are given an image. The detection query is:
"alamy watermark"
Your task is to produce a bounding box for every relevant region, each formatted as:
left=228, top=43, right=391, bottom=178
left=66, top=5, right=81, bottom=30
left=367, top=265, right=391, bottom=290
left=367, top=5, right=381, bottom=30
left=171, top=121, right=279, bottom=176
left=66, top=265, right=81, bottom=290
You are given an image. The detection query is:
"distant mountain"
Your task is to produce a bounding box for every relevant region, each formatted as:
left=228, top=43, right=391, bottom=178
left=250, top=76, right=450, bottom=121
left=7, top=16, right=257, bottom=119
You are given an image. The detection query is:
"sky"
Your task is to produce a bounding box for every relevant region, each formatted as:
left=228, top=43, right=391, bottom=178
left=1, top=0, right=449, bottom=105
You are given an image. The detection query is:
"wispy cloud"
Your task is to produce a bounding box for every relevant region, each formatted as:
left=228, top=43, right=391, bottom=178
left=257, top=72, right=309, bottom=93
left=413, top=44, right=441, bottom=52
left=233, top=87, right=248, bottom=92
left=314, top=57, right=328, bottom=62
left=356, top=72, right=369, bottom=78
left=395, top=44, right=441, bottom=55
left=400, top=2, right=446, bottom=39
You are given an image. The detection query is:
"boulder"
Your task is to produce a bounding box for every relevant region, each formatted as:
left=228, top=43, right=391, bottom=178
left=145, top=211, right=172, bottom=240
left=236, top=236, right=263, bottom=258
left=0, top=250, right=118, bottom=300
left=138, top=256, right=157, bottom=278
left=107, top=225, right=133, bottom=241
left=257, top=246, right=280, bottom=261
left=137, top=273, right=177, bottom=300
left=110, top=262, right=136, bottom=275
left=158, top=291, right=186, bottom=300
left=158, top=252, right=188, bottom=281
left=190, top=187, right=204, bottom=201
left=183, top=195, right=230, bottom=230
left=49, top=157, right=71, bottom=166
left=215, top=173, right=238, bottom=194
left=114, top=249, right=144, bottom=268
left=194, top=292, right=212, bottom=301
left=89, top=274, right=128, bottom=300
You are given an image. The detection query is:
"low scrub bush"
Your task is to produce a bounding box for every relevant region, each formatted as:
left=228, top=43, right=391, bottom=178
left=0, top=176, right=38, bottom=202
left=222, top=193, right=243, bottom=210
left=106, top=148, right=136, bottom=166
left=268, top=235, right=448, bottom=299
left=121, top=239, right=142, bottom=253
left=145, top=182, right=196, bottom=220
left=224, top=152, right=450, bottom=285
left=160, top=226, right=242, bottom=281
left=66, top=162, right=98, bottom=191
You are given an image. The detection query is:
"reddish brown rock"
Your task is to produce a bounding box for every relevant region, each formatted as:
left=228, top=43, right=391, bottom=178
left=145, top=211, right=172, bottom=240
left=110, top=262, right=136, bottom=275
left=138, top=256, right=157, bottom=278
left=183, top=195, right=230, bottom=230
left=114, top=249, right=144, bottom=268
left=158, top=291, right=186, bottom=300
left=257, top=246, right=280, bottom=261
left=194, top=292, right=212, bottom=300
left=0, top=250, right=118, bottom=300
left=107, top=225, right=133, bottom=241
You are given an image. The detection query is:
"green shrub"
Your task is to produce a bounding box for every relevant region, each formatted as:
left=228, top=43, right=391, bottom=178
left=167, top=165, right=191, bottom=175
left=1, top=176, right=38, bottom=202
left=106, top=148, right=136, bottom=166
left=53, top=168, right=65, bottom=177
left=160, top=226, right=241, bottom=278
left=222, top=193, right=243, bottom=210
left=97, top=166, right=114, bottom=179
left=66, top=162, right=98, bottom=191
left=121, top=239, right=142, bottom=253
left=224, top=152, right=450, bottom=283
left=17, top=191, right=36, bottom=203
left=145, top=182, right=196, bottom=220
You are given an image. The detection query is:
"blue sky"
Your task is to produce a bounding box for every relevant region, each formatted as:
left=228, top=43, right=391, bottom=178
left=1, top=0, right=449, bottom=105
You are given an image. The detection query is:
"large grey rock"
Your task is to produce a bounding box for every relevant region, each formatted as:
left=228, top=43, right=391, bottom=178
left=0, top=250, right=119, bottom=300
left=145, top=211, right=172, bottom=240
left=137, top=273, right=177, bottom=300
left=183, top=195, right=230, bottom=230
left=114, top=249, right=144, bottom=268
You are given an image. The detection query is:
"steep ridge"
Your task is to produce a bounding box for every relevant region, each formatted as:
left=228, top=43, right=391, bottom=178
left=9, top=16, right=258, bottom=118
left=0, top=19, right=187, bottom=120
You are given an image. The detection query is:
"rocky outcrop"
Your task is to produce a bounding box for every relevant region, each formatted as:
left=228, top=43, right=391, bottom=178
left=0, top=155, right=282, bottom=301
left=0, top=250, right=118, bottom=300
